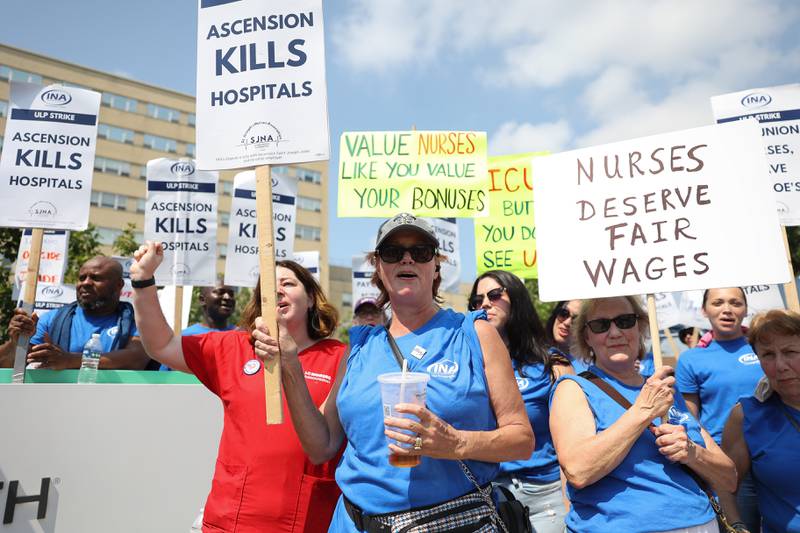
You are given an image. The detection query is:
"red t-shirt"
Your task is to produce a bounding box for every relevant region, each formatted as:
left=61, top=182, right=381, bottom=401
left=183, top=331, right=345, bottom=533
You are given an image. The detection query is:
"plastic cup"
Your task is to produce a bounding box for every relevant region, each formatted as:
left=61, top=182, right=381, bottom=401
left=378, top=371, right=429, bottom=468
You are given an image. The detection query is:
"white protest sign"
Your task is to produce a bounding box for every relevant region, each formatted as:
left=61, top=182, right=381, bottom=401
left=223, top=170, right=298, bottom=287
left=425, top=217, right=460, bottom=293
left=676, top=290, right=708, bottom=330
left=711, top=84, right=800, bottom=225
left=112, top=256, right=135, bottom=303
left=292, top=250, right=320, bottom=282
left=533, top=121, right=789, bottom=301
left=33, top=284, right=76, bottom=316
left=352, top=255, right=380, bottom=306
left=647, top=292, right=682, bottom=330
left=195, top=0, right=329, bottom=169
left=0, top=82, right=100, bottom=229
left=743, top=284, right=785, bottom=326
left=145, top=158, right=218, bottom=286
left=157, top=285, right=193, bottom=331
left=14, top=229, right=68, bottom=293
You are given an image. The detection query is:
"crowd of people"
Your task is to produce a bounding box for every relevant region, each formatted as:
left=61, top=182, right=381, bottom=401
left=2, top=212, right=799, bottom=532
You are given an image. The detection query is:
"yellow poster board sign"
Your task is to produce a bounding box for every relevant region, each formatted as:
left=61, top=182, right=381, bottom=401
left=475, top=152, right=547, bottom=278
left=338, top=131, right=489, bottom=218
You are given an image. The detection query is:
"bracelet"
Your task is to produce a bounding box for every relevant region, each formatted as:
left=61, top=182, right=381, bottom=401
left=130, top=277, right=156, bottom=289
left=729, top=521, right=747, bottom=532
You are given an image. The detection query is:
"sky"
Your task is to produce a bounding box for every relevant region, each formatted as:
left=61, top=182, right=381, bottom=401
left=2, top=0, right=799, bottom=281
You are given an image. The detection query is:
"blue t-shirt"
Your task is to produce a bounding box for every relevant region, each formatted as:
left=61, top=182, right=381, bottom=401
left=676, top=337, right=763, bottom=443
left=331, top=309, right=498, bottom=528
left=160, top=323, right=235, bottom=371
left=31, top=306, right=139, bottom=353
left=639, top=351, right=655, bottom=377
left=564, top=352, right=589, bottom=374
left=498, top=361, right=560, bottom=482
left=740, top=395, right=800, bottom=533
left=557, top=366, right=713, bottom=533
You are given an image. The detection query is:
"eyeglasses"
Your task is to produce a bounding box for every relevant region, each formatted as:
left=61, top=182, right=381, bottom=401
left=557, top=308, right=578, bottom=321
left=377, top=244, right=437, bottom=264
left=469, top=287, right=506, bottom=310
left=586, top=313, right=639, bottom=334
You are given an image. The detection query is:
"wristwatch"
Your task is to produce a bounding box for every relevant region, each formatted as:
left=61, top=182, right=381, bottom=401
left=131, top=277, right=156, bottom=289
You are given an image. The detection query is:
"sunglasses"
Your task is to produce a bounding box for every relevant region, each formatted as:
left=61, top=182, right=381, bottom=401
left=586, top=313, right=639, bottom=334
left=557, top=308, right=578, bottom=321
left=469, top=287, right=506, bottom=310
left=377, top=244, right=437, bottom=264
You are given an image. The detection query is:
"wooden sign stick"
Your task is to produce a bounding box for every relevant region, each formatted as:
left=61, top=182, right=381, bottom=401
left=664, top=328, right=681, bottom=360
left=781, top=225, right=800, bottom=312
left=256, top=164, right=283, bottom=425
left=646, top=294, right=664, bottom=369
left=173, top=286, right=184, bottom=336
left=12, top=228, right=44, bottom=384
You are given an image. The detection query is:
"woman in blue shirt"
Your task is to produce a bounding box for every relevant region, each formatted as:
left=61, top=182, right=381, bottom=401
left=253, top=213, right=533, bottom=532
left=719, top=309, right=800, bottom=533
left=544, top=300, right=586, bottom=373
left=468, top=270, right=572, bottom=532
left=550, top=296, right=736, bottom=532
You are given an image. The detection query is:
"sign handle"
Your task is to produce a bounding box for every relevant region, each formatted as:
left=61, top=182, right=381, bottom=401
left=12, top=228, right=44, bottom=384
left=256, top=164, right=283, bottom=425
left=646, top=294, right=663, bottom=369
left=690, top=327, right=700, bottom=347
left=663, top=328, right=681, bottom=360
left=781, top=225, right=800, bottom=312
left=173, top=286, right=184, bottom=336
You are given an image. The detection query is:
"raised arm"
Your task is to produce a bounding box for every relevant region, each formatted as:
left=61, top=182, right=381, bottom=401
left=129, top=241, right=189, bottom=373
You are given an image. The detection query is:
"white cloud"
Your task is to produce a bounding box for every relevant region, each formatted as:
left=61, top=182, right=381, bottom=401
left=489, top=120, right=572, bottom=155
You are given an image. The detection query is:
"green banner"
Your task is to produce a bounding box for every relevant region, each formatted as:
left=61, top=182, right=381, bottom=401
left=0, top=369, right=201, bottom=384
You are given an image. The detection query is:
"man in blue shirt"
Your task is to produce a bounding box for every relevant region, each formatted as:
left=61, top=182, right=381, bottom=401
left=0, top=256, right=152, bottom=370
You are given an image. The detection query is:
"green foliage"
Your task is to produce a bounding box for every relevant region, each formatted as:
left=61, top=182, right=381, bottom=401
left=112, top=222, right=140, bottom=257
left=187, top=286, right=203, bottom=326
left=786, top=227, right=800, bottom=275
left=524, top=278, right=556, bottom=324
left=64, top=224, right=102, bottom=284
left=0, top=228, right=23, bottom=343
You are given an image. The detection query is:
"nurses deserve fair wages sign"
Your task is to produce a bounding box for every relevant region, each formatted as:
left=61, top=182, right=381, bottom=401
left=145, top=159, right=219, bottom=286
left=195, top=0, right=329, bottom=169
left=224, top=170, right=298, bottom=287
left=338, top=131, right=489, bottom=218
left=0, top=82, right=100, bottom=230
left=712, top=83, right=800, bottom=226
left=533, top=120, right=790, bottom=302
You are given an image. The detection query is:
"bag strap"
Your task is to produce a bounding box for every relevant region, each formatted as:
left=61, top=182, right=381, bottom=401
left=779, top=401, right=800, bottom=434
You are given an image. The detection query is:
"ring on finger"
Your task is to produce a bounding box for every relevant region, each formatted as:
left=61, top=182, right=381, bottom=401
left=413, top=436, right=422, bottom=451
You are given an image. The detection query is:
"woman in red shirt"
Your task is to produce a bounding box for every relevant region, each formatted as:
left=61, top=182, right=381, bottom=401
left=130, top=241, right=346, bottom=533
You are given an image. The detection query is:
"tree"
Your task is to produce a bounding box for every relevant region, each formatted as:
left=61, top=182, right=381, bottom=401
left=0, top=228, right=23, bottom=343
left=112, top=222, right=140, bottom=257
left=786, top=227, right=800, bottom=275
left=64, top=224, right=102, bottom=284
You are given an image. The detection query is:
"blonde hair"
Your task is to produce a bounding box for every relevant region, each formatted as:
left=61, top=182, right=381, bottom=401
left=570, top=296, right=649, bottom=363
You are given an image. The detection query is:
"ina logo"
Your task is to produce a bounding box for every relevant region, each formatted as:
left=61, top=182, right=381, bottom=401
left=40, top=88, right=72, bottom=106
left=248, top=265, right=260, bottom=280
left=740, top=92, right=772, bottom=109
left=516, top=377, right=529, bottom=391
left=172, top=263, right=191, bottom=276
left=28, top=201, right=57, bottom=218
left=106, top=326, right=119, bottom=338
left=41, top=286, right=63, bottom=298
left=426, top=359, right=459, bottom=380
left=170, top=161, right=195, bottom=177
left=271, top=177, right=279, bottom=188
left=240, top=121, right=283, bottom=151
left=738, top=353, right=759, bottom=365
left=668, top=406, right=690, bottom=425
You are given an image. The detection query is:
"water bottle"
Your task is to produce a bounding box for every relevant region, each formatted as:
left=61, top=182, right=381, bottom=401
left=77, top=333, right=102, bottom=384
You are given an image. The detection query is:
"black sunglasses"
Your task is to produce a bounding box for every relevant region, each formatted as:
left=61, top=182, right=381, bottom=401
left=586, top=313, right=639, bottom=334
left=469, top=287, right=506, bottom=310
left=377, top=244, right=437, bottom=264
left=557, top=307, right=578, bottom=321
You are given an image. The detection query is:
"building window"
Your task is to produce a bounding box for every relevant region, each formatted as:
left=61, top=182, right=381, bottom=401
left=296, top=224, right=321, bottom=242
left=91, top=191, right=128, bottom=211
left=272, top=165, right=289, bottom=176
left=136, top=199, right=146, bottom=213
left=219, top=244, right=227, bottom=258
left=98, top=123, right=134, bottom=144
left=0, top=100, right=7, bottom=118
left=298, top=168, right=322, bottom=185
left=143, top=134, right=177, bottom=153
left=94, top=157, right=131, bottom=177
left=139, top=166, right=147, bottom=180
left=297, top=195, right=322, bottom=212
left=97, top=227, right=123, bottom=245
left=101, top=92, right=138, bottom=112
left=146, top=103, right=182, bottom=123
left=222, top=181, right=233, bottom=195
left=342, top=292, right=353, bottom=308
left=186, top=143, right=196, bottom=157
left=0, top=66, right=42, bottom=84
left=220, top=212, right=230, bottom=226
left=187, top=113, right=196, bottom=127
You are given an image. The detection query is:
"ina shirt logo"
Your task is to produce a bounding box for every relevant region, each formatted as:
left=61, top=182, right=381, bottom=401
left=426, top=359, right=459, bottom=380
left=516, top=378, right=530, bottom=391
left=106, top=326, right=119, bottom=338
left=738, top=353, right=759, bottom=365
left=668, top=406, right=691, bottom=426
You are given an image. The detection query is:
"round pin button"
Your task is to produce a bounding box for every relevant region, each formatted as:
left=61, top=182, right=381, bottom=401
left=243, top=359, right=262, bottom=375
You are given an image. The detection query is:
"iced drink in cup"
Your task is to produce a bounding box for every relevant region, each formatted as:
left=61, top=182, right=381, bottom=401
left=378, top=372, right=429, bottom=467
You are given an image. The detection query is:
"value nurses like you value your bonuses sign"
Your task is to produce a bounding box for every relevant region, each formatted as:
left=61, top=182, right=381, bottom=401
left=712, top=83, right=800, bottom=225
left=533, top=120, right=790, bottom=302
left=196, top=0, right=329, bottom=169
left=224, top=170, right=298, bottom=287
left=0, top=82, right=100, bottom=230
left=338, top=131, right=489, bottom=218
left=145, top=159, right=219, bottom=286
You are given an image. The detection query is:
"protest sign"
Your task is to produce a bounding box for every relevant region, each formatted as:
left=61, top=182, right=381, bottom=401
left=427, top=218, right=460, bottom=293
left=32, top=283, right=76, bottom=316
left=224, top=170, right=298, bottom=287
left=676, top=290, right=707, bottom=330
left=352, top=255, right=380, bottom=306
left=648, top=292, right=682, bottom=330
left=743, top=284, right=785, bottom=325
left=475, top=153, right=544, bottom=277
left=534, top=121, right=789, bottom=301
left=13, top=229, right=68, bottom=294
left=157, top=285, right=194, bottom=332
left=195, top=0, right=329, bottom=169
left=145, top=158, right=219, bottom=286
left=711, top=84, right=800, bottom=225
left=0, top=82, right=100, bottom=230
left=112, top=256, right=135, bottom=303
left=338, top=131, right=489, bottom=218
left=292, top=250, right=320, bottom=282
